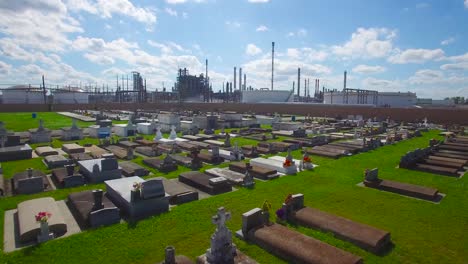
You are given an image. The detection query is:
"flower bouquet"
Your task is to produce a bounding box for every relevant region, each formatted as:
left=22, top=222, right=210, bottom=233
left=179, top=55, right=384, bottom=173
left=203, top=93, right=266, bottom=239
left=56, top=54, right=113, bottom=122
left=283, top=159, right=292, bottom=168
left=35, top=211, right=51, bottom=223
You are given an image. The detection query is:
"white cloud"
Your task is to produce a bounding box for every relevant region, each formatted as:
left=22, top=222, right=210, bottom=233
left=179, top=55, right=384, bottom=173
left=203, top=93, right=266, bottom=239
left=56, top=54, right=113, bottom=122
left=248, top=0, right=270, bottom=2
left=256, top=25, right=269, bottom=32
left=148, top=40, right=188, bottom=54
left=182, top=12, right=188, bottom=18
left=225, top=21, right=241, bottom=28
left=388, top=48, right=445, bottom=64
left=441, top=37, right=455, bottom=45
left=165, top=0, right=206, bottom=4
left=165, top=7, right=177, bottom=16
left=465, top=0, right=468, bottom=8
left=286, top=48, right=300, bottom=59
left=246, top=44, right=262, bottom=56
left=0, top=1, right=83, bottom=52
left=440, top=62, right=468, bottom=71
left=408, top=69, right=445, bottom=84
left=332, top=27, right=397, bottom=59
left=446, top=52, right=468, bottom=62
left=0, top=61, right=12, bottom=75
left=67, top=0, right=157, bottom=25
left=352, top=65, right=386, bottom=74
left=361, top=77, right=404, bottom=92
left=287, top=28, right=308, bottom=38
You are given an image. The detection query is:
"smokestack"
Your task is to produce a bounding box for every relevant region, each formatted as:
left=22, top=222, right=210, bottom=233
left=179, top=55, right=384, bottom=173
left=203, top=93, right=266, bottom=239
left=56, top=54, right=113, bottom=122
left=239, top=68, right=242, bottom=91
left=304, top=79, right=307, bottom=97
left=244, top=74, right=246, bottom=91
left=234, top=67, right=237, bottom=90
left=292, top=81, right=295, bottom=93
left=205, top=59, right=208, bottom=86
left=297, top=68, right=301, bottom=97
left=343, top=70, right=347, bottom=91
left=271, top=42, right=275, bottom=90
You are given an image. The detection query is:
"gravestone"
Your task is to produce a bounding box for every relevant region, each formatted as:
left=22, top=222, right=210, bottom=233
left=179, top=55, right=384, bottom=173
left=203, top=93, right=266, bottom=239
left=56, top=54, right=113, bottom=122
left=243, top=163, right=255, bottom=188
left=169, top=126, right=178, bottom=140
left=365, top=168, right=379, bottom=182
left=205, top=207, right=237, bottom=264
left=154, top=127, right=163, bottom=141
left=224, top=133, right=231, bottom=148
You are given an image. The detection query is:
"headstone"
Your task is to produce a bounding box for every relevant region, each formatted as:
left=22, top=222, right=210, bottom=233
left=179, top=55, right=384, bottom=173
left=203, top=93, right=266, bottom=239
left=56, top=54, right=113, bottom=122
left=212, top=146, right=220, bottom=157
left=154, top=127, right=163, bottom=141
left=205, top=207, right=237, bottom=263
left=127, top=147, right=134, bottom=160
left=364, top=168, right=379, bottom=182
left=224, top=133, right=231, bottom=147
left=92, top=189, right=104, bottom=210
left=164, top=246, right=176, bottom=264
left=243, top=163, right=255, bottom=188
left=169, top=126, right=177, bottom=140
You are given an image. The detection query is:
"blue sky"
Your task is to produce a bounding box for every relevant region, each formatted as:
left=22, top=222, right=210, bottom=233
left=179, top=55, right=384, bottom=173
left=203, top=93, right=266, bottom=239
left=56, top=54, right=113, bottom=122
left=0, top=0, right=467, bottom=99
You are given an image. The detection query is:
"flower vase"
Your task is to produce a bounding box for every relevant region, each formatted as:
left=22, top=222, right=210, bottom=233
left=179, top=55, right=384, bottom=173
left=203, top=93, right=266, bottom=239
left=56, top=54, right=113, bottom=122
left=37, top=221, right=53, bottom=243
left=131, top=189, right=141, bottom=202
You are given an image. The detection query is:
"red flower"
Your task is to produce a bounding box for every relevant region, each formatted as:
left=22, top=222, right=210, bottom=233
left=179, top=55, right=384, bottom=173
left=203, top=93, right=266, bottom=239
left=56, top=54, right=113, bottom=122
left=35, top=211, right=52, bottom=222
left=283, top=159, right=292, bottom=168
left=303, top=156, right=311, bottom=163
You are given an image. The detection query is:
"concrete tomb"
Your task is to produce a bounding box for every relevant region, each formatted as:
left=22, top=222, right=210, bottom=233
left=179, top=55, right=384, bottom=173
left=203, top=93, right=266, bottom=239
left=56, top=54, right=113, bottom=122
left=285, top=194, right=391, bottom=254
left=44, top=154, right=72, bottom=169
left=77, top=155, right=122, bottom=183
left=29, top=119, right=51, bottom=143
left=237, top=207, right=362, bottom=264
left=119, top=161, right=149, bottom=177
left=105, top=176, right=170, bottom=220
left=17, top=197, right=67, bottom=243
left=61, top=119, right=83, bottom=141
left=51, top=165, right=85, bottom=188
left=11, top=168, right=49, bottom=195
left=67, top=189, right=120, bottom=228
left=143, top=156, right=178, bottom=173
left=179, top=171, right=232, bottom=195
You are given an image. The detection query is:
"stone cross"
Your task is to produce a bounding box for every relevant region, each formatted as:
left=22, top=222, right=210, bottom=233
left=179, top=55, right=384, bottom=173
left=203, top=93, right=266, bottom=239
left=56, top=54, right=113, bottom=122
left=154, top=127, right=163, bottom=141
left=212, top=207, right=230, bottom=231
left=224, top=133, right=231, bottom=147
left=169, top=126, right=177, bottom=140
left=38, top=119, right=44, bottom=130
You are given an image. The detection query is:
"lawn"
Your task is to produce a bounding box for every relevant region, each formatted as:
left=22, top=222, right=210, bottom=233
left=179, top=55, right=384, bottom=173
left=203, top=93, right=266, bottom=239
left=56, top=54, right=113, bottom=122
left=0, top=112, right=94, bottom=131
left=0, top=130, right=466, bottom=263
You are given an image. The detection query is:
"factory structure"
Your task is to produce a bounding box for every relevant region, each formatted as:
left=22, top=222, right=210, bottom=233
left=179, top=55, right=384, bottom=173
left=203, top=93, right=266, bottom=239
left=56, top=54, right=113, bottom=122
left=0, top=42, right=455, bottom=107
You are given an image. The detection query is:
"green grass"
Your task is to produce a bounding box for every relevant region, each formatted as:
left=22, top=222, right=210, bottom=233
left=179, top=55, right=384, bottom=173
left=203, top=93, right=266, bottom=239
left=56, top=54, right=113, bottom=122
left=0, top=131, right=467, bottom=264
left=0, top=112, right=94, bottom=131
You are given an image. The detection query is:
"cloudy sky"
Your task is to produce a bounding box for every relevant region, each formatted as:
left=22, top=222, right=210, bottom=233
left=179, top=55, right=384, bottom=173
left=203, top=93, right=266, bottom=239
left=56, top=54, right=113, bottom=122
left=0, top=0, right=467, bottom=99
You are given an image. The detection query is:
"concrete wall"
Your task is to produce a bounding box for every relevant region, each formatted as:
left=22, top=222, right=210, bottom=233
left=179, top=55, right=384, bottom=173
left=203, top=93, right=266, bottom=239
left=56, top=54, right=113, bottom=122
left=0, top=102, right=467, bottom=124
left=241, top=90, right=293, bottom=103
left=2, top=91, right=44, bottom=104
left=323, top=91, right=417, bottom=107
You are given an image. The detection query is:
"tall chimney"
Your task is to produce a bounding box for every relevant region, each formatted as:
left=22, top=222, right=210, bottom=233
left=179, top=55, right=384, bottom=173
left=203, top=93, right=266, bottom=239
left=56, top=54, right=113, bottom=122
left=292, top=81, right=295, bottom=93
left=234, top=67, right=237, bottom=90
left=271, top=42, right=275, bottom=90
left=297, top=68, right=301, bottom=97
left=304, top=79, right=307, bottom=97
left=244, top=74, right=246, bottom=91
left=343, top=70, right=347, bottom=91
left=239, top=68, right=242, bottom=91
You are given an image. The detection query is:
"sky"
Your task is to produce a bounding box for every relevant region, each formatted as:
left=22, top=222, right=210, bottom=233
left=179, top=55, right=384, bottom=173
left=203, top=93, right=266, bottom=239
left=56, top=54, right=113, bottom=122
left=0, top=0, right=467, bottom=99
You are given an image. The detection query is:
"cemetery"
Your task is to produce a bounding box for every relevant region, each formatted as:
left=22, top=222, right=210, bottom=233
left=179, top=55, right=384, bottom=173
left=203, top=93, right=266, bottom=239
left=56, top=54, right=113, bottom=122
left=0, top=111, right=466, bottom=263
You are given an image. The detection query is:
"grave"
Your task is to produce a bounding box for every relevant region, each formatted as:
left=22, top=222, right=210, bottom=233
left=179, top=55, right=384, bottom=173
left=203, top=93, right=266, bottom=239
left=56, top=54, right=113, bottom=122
left=88, top=125, right=111, bottom=138
left=69, top=152, right=93, bottom=162
left=229, top=162, right=279, bottom=180
left=11, top=168, right=49, bottom=194
left=250, top=151, right=298, bottom=175
left=178, top=171, right=232, bottom=195
left=118, top=140, right=140, bottom=149
left=61, top=143, right=85, bottom=154
left=158, top=246, right=194, bottom=264
left=197, top=207, right=257, bottom=264
left=105, top=176, right=170, bottom=220
left=104, top=145, right=130, bottom=160
left=84, top=145, right=109, bottom=158
left=198, top=146, right=224, bottom=164
left=285, top=194, right=391, bottom=253
left=77, top=155, right=122, bottom=183
left=61, top=119, right=83, bottom=141
left=241, top=145, right=260, bottom=158
left=29, top=119, right=51, bottom=143
left=137, top=120, right=157, bottom=135
left=51, top=165, right=85, bottom=188
left=205, top=168, right=245, bottom=185
left=16, top=197, right=67, bottom=243
left=35, top=146, right=58, bottom=157
left=44, top=154, right=71, bottom=169
left=236, top=208, right=362, bottom=264
left=67, top=189, right=121, bottom=228
left=135, top=146, right=161, bottom=157
left=143, top=156, right=178, bottom=173
left=113, top=120, right=137, bottom=137
left=363, top=168, right=443, bottom=201
left=158, top=112, right=181, bottom=132
left=155, top=177, right=199, bottom=205
left=119, top=161, right=149, bottom=177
